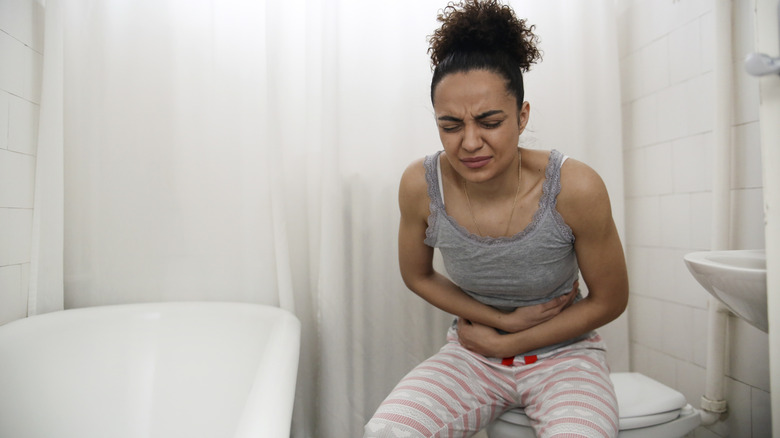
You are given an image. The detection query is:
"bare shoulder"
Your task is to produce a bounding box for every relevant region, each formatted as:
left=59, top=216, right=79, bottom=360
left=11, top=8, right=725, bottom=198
left=398, top=157, right=431, bottom=220
left=556, top=158, right=613, bottom=232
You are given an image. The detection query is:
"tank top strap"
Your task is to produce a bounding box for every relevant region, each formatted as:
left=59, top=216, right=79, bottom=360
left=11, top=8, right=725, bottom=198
left=540, top=149, right=564, bottom=210
left=424, top=151, right=445, bottom=212
left=540, top=149, right=575, bottom=242
left=423, top=151, right=445, bottom=245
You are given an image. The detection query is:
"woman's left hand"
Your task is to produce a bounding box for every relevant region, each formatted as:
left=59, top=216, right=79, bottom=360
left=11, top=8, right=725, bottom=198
left=456, top=318, right=514, bottom=358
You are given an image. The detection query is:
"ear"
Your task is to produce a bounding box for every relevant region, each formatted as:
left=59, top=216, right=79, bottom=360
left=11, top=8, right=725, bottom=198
left=517, top=101, right=531, bottom=133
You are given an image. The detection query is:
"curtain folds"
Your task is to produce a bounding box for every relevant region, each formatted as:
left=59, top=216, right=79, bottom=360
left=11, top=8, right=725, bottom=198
left=28, top=0, right=63, bottom=316
left=31, top=1, right=626, bottom=436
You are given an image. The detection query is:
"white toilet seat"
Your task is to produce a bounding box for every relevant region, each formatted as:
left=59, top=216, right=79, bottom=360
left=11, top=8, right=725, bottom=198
left=612, top=372, right=687, bottom=429
left=486, top=373, right=702, bottom=438
left=620, top=409, right=681, bottom=430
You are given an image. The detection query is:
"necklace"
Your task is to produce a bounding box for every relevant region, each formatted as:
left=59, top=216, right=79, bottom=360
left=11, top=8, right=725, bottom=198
left=463, top=149, right=522, bottom=237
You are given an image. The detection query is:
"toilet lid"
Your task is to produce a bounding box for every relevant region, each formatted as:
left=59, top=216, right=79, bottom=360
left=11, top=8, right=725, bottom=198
left=497, top=373, right=688, bottom=430
left=612, top=372, right=687, bottom=419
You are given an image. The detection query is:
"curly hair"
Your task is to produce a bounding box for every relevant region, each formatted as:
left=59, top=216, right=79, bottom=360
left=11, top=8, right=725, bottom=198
left=428, top=0, right=542, bottom=108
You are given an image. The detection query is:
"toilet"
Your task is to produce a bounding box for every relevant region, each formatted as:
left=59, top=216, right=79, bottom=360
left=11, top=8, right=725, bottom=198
left=487, top=372, right=701, bottom=438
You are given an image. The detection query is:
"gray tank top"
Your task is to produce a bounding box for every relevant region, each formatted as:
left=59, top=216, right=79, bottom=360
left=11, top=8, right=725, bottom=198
left=423, top=149, right=581, bottom=311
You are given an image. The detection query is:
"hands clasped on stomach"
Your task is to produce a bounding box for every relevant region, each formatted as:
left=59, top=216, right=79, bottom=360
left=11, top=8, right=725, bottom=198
left=456, top=280, right=579, bottom=358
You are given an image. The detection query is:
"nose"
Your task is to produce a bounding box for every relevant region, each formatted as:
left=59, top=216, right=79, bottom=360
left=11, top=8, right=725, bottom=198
left=462, top=123, right=483, bottom=153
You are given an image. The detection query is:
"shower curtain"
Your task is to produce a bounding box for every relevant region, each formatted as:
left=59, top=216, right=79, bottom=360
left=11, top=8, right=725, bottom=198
left=29, top=0, right=626, bottom=436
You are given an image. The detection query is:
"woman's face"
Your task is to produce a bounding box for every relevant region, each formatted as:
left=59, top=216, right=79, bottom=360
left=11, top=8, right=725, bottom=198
left=432, top=69, right=530, bottom=184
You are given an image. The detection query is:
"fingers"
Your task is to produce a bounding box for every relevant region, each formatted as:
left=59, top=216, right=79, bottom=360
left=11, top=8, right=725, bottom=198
left=548, top=293, right=570, bottom=309
left=544, top=283, right=579, bottom=312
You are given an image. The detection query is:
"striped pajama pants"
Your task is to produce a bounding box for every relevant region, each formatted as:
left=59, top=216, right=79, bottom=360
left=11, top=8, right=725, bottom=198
left=364, top=329, right=618, bottom=438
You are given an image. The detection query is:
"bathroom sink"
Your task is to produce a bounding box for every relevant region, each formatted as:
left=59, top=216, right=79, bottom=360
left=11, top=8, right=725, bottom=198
left=684, top=250, right=767, bottom=332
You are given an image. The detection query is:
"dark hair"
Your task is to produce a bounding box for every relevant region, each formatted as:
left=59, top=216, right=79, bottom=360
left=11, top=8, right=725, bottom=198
left=428, top=0, right=542, bottom=109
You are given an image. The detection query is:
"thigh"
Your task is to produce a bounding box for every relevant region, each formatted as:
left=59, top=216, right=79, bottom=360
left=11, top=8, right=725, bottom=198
left=364, top=342, right=518, bottom=438
left=520, top=336, right=619, bottom=438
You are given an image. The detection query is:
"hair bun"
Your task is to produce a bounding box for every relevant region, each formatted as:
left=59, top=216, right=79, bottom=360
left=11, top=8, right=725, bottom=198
left=428, top=0, right=541, bottom=72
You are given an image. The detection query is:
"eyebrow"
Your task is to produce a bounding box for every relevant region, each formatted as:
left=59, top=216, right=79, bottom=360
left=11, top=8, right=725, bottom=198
left=437, top=110, right=505, bottom=122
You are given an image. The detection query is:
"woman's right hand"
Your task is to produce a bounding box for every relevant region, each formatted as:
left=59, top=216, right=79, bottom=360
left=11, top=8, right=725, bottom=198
left=496, top=280, right=579, bottom=333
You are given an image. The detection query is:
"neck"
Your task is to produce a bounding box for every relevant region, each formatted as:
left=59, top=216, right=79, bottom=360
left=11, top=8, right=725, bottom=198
left=461, top=148, right=523, bottom=237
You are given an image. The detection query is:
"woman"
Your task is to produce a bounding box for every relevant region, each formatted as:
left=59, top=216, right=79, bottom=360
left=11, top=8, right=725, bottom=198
left=365, top=1, right=628, bottom=437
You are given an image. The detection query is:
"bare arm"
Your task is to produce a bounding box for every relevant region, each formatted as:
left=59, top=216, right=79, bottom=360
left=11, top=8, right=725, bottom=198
left=457, top=159, right=629, bottom=358
left=398, top=159, right=575, bottom=333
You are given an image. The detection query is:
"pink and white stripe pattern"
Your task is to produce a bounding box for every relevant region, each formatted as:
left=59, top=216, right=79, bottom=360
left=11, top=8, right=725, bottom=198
left=365, top=333, right=617, bottom=438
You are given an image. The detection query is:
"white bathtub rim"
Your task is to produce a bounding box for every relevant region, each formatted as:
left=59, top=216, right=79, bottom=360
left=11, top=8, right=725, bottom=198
left=0, top=301, right=302, bottom=438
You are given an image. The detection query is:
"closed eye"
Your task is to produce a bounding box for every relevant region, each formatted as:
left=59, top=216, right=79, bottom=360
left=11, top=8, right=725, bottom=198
left=440, top=124, right=462, bottom=133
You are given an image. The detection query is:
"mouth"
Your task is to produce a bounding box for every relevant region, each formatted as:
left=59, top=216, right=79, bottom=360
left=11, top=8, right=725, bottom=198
left=461, top=156, right=492, bottom=169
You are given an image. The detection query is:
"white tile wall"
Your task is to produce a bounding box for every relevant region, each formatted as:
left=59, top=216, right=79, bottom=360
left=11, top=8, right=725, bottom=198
left=0, top=208, right=33, bottom=269
left=689, top=192, right=713, bottom=249
left=694, top=426, right=721, bottom=438
left=669, top=19, right=703, bottom=84
left=732, top=0, right=757, bottom=63
left=714, top=377, right=753, bottom=438
left=630, top=342, right=678, bottom=384
left=732, top=122, right=762, bottom=189
left=685, top=73, right=714, bottom=135
left=0, top=149, right=36, bottom=208
left=0, top=31, right=42, bottom=104
left=729, top=318, right=770, bottom=391
left=0, top=0, right=44, bottom=52
left=628, top=295, right=664, bottom=350
left=0, top=0, right=43, bottom=325
left=0, top=91, right=8, bottom=149
left=645, top=143, right=675, bottom=194
left=661, top=194, right=692, bottom=248
left=752, top=387, right=772, bottom=437
left=629, top=95, right=659, bottom=147
left=658, top=83, right=689, bottom=141
left=672, top=133, right=712, bottom=193
left=731, top=188, right=765, bottom=250
left=700, top=12, right=715, bottom=72
left=735, top=67, right=761, bottom=124
left=626, top=197, right=663, bottom=245
left=692, top=307, right=709, bottom=367
left=8, top=93, right=39, bottom=155
left=676, top=359, right=706, bottom=412
left=618, top=0, right=769, bottom=436
left=638, top=39, right=671, bottom=97
left=661, top=300, right=696, bottom=361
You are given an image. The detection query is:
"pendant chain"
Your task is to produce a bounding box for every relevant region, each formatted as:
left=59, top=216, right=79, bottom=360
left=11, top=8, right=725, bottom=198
left=463, top=149, right=522, bottom=237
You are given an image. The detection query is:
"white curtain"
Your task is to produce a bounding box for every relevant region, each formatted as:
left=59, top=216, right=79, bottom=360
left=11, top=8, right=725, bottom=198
left=29, top=0, right=626, bottom=436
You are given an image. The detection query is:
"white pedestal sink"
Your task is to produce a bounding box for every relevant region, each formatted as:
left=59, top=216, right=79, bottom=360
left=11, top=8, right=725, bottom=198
left=684, top=250, right=768, bottom=332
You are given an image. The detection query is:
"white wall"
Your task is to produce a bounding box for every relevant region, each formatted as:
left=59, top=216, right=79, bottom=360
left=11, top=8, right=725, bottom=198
left=0, top=0, right=44, bottom=325
left=618, top=0, right=771, bottom=436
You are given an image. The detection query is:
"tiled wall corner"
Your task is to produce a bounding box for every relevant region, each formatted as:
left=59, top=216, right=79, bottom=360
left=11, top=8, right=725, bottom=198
left=0, top=0, right=44, bottom=325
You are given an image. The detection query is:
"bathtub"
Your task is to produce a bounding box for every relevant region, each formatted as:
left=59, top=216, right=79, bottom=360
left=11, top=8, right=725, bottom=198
left=0, top=302, right=300, bottom=438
